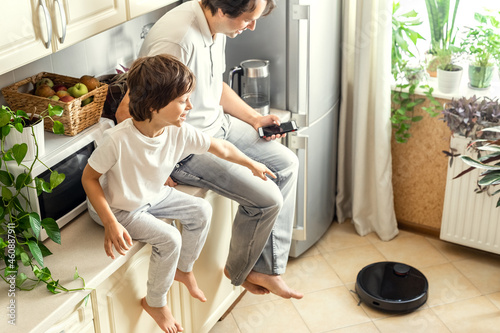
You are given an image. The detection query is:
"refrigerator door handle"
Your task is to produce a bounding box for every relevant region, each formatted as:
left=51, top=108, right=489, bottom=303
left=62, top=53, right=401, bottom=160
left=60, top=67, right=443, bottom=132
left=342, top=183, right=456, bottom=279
left=289, top=134, right=308, bottom=241
left=289, top=3, right=310, bottom=128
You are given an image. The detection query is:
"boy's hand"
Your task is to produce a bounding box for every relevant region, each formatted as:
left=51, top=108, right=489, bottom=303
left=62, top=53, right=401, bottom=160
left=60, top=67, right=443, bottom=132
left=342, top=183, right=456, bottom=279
left=250, top=162, right=277, bottom=181
left=104, top=221, right=133, bottom=259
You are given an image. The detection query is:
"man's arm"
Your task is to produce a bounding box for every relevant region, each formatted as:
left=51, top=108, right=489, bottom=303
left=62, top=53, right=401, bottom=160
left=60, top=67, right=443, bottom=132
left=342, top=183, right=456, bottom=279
left=208, top=137, right=276, bottom=180
left=115, top=90, right=131, bottom=123
left=220, top=82, right=285, bottom=140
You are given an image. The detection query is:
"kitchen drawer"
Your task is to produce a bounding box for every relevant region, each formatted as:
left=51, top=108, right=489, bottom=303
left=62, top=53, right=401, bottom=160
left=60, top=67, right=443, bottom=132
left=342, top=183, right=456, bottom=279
left=45, top=296, right=94, bottom=333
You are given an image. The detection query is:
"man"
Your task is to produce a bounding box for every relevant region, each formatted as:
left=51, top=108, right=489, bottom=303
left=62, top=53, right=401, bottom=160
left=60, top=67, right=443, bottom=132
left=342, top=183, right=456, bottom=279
left=116, top=0, right=302, bottom=299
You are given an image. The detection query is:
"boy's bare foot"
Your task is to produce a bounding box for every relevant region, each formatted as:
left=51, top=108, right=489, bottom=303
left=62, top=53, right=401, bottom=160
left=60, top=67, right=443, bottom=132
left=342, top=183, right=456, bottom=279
left=141, top=297, right=183, bottom=333
left=246, top=270, right=304, bottom=299
left=174, top=269, right=207, bottom=302
left=224, top=268, right=269, bottom=295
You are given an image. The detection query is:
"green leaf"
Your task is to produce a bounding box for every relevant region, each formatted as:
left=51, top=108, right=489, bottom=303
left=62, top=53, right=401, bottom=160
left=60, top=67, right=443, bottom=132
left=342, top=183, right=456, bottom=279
left=52, top=121, right=64, bottom=135
left=41, top=218, right=61, bottom=244
left=13, top=122, right=23, bottom=133
left=27, top=240, right=43, bottom=266
left=478, top=173, right=500, bottom=186
left=28, top=212, right=42, bottom=239
left=16, top=272, right=28, bottom=287
left=48, top=104, right=64, bottom=117
left=47, top=280, right=61, bottom=294
left=2, top=186, right=13, bottom=201
left=38, top=243, right=53, bottom=257
left=15, top=173, right=31, bottom=191
left=461, top=156, right=500, bottom=170
left=49, top=171, right=65, bottom=189
left=4, top=265, right=17, bottom=277
left=0, top=170, right=13, bottom=186
left=20, top=252, right=31, bottom=266
left=0, top=111, right=11, bottom=127
left=35, top=177, right=51, bottom=196
left=12, top=143, right=28, bottom=165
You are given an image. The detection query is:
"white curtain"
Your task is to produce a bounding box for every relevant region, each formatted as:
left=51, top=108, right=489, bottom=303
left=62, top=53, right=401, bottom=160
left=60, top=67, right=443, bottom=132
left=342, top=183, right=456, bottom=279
left=335, top=0, right=399, bottom=241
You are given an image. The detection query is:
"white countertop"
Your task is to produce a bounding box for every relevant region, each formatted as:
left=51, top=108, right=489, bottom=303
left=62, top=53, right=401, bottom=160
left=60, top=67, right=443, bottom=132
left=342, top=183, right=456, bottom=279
left=1, top=211, right=145, bottom=333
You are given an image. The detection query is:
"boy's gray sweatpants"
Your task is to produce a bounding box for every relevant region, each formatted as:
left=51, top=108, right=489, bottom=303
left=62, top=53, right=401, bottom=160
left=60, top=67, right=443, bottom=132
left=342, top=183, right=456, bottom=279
left=89, top=186, right=212, bottom=308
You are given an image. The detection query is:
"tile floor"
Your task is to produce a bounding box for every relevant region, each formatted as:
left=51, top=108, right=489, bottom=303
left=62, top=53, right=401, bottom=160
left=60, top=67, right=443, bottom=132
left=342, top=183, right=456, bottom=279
left=209, top=221, right=500, bottom=333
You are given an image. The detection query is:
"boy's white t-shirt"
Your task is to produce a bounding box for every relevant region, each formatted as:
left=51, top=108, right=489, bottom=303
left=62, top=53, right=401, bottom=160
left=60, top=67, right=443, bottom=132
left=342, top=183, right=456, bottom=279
left=88, top=118, right=211, bottom=211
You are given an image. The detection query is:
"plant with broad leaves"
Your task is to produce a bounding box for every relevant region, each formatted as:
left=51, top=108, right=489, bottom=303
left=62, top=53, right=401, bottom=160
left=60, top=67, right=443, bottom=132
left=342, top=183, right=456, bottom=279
left=0, top=104, right=86, bottom=293
left=456, top=126, right=500, bottom=207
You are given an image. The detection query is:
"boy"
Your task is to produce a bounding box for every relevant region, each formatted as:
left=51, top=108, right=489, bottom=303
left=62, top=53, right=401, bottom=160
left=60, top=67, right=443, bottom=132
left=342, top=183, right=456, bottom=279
left=81, top=54, right=276, bottom=332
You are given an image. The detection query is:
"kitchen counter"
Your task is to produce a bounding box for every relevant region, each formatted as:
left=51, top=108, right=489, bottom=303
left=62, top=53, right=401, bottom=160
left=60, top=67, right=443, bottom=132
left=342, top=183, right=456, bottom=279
left=1, top=210, right=146, bottom=333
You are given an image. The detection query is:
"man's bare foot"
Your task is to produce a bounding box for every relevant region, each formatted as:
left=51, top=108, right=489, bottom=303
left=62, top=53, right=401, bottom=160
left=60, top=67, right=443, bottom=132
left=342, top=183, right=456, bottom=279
left=246, top=270, right=303, bottom=299
left=141, top=297, right=183, bottom=333
left=224, top=268, right=269, bottom=295
left=174, top=269, right=207, bottom=302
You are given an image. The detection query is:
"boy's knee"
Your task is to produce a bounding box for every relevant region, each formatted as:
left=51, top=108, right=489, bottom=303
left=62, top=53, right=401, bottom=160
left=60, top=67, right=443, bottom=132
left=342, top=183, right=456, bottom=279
left=196, top=198, right=213, bottom=224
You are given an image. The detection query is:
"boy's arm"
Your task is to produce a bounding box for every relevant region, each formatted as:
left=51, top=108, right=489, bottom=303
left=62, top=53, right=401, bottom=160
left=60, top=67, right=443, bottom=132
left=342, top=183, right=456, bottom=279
left=208, top=137, right=276, bottom=180
left=81, top=164, right=133, bottom=259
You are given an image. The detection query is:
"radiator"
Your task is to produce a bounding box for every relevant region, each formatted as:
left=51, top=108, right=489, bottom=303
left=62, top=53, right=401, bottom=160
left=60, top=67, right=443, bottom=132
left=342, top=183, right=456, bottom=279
left=440, top=135, right=500, bottom=255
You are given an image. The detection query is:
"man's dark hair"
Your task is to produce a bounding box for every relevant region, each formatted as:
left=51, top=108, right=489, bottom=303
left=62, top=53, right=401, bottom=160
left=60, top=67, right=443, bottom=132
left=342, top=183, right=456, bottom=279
left=127, top=54, right=195, bottom=122
left=201, top=0, right=276, bottom=18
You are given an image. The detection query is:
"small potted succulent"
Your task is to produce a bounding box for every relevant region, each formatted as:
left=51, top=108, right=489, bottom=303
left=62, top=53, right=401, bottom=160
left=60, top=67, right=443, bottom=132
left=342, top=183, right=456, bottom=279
left=0, top=104, right=86, bottom=293
left=436, top=48, right=464, bottom=94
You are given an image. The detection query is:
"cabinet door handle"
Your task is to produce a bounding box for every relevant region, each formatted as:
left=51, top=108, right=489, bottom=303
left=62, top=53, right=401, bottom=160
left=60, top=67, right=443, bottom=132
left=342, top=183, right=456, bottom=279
left=54, top=0, right=67, bottom=43
left=40, top=0, right=52, bottom=49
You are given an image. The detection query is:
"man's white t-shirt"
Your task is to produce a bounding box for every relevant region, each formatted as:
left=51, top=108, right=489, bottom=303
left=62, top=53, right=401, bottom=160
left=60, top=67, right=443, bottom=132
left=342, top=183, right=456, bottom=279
left=139, top=0, right=226, bottom=136
left=88, top=119, right=211, bottom=211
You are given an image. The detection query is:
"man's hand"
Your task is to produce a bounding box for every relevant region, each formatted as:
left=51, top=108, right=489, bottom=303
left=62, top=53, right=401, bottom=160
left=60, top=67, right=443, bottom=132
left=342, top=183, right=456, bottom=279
left=254, top=114, right=286, bottom=141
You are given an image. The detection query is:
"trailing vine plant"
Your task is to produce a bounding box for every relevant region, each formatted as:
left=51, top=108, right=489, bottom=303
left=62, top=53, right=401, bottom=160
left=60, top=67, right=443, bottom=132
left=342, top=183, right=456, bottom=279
left=0, top=105, right=86, bottom=294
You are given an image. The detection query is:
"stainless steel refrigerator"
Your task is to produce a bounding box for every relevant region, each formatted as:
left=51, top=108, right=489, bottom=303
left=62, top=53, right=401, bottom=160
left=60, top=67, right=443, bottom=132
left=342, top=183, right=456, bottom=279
left=224, top=0, right=342, bottom=257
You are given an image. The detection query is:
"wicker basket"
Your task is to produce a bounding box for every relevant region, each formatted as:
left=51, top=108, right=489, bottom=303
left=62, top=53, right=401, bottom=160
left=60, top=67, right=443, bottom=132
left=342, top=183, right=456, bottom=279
left=1, top=72, right=108, bottom=136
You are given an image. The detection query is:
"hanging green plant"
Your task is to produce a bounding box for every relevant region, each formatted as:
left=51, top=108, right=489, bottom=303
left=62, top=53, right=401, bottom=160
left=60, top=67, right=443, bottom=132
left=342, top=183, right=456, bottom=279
left=0, top=104, right=86, bottom=294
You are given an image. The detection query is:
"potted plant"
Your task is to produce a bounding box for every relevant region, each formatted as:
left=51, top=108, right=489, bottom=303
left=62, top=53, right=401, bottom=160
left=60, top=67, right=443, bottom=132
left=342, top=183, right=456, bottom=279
left=424, top=0, right=461, bottom=77
left=442, top=95, right=500, bottom=141
left=391, top=2, right=440, bottom=143
left=0, top=104, right=86, bottom=293
left=461, top=13, right=500, bottom=89
left=436, top=48, right=464, bottom=94
left=455, top=126, right=500, bottom=207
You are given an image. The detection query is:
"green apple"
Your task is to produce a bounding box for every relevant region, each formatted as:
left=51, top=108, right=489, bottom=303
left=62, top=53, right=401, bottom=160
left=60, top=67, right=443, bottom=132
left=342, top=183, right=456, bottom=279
left=82, top=97, right=93, bottom=106
left=48, top=95, right=60, bottom=101
left=35, top=78, right=54, bottom=89
left=71, top=83, right=88, bottom=98
left=67, top=86, right=76, bottom=97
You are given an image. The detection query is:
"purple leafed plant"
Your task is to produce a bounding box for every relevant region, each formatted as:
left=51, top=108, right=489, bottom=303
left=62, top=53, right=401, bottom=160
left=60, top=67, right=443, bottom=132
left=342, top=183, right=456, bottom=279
left=442, top=95, right=500, bottom=141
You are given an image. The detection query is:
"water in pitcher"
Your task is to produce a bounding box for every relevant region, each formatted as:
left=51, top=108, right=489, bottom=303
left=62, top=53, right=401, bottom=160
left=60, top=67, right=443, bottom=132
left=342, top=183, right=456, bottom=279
left=242, top=94, right=270, bottom=109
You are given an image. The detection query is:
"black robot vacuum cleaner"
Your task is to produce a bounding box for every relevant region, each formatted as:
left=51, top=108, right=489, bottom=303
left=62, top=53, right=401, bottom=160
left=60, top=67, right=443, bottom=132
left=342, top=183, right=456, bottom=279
left=355, top=261, right=428, bottom=313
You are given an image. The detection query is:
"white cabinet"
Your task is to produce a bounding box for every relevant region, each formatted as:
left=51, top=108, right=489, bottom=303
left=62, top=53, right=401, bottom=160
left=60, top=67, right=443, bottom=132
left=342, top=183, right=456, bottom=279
left=0, top=0, right=127, bottom=76
left=93, top=188, right=244, bottom=333
left=45, top=296, right=95, bottom=333
left=0, top=1, right=53, bottom=75
left=127, top=0, right=178, bottom=20
left=50, top=0, right=127, bottom=52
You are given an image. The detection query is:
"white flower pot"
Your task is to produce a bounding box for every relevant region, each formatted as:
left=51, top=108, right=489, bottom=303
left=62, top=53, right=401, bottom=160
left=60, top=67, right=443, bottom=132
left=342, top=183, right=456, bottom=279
left=4, top=115, right=45, bottom=161
left=437, top=66, right=463, bottom=94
